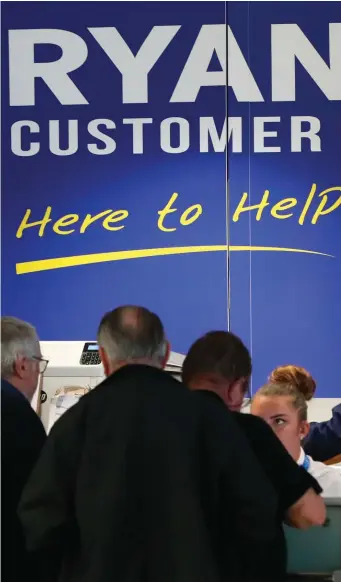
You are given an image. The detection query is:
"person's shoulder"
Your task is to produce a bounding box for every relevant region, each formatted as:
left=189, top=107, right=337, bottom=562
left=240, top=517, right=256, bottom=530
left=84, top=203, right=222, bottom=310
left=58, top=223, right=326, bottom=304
left=108, top=364, right=188, bottom=399
left=233, top=412, right=298, bottom=466
left=191, top=389, right=224, bottom=405
left=191, top=390, right=227, bottom=416
left=114, top=364, right=180, bottom=385
left=234, top=411, right=267, bottom=427
left=49, top=385, right=90, bottom=436
left=50, top=366, right=185, bottom=433
left=2, top=380, right=43, bottom=425
left=1, top=380, right=23, bottom=408
left=191, top=391, right=241, bottom=433
left=1, top=382, right=46, bottom=449
left=233, top=411, right=273, bottom=439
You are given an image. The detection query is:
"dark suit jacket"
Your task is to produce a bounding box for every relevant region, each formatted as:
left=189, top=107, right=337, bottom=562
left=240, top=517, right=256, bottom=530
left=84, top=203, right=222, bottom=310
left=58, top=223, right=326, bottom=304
left=19, top=365, right=277, bottom=582
left=1, top=379, right=46, bottom=582
left=233, top=411, right=323, bottom=581
left=304, top=404, right=341, bottom=462
left=193, top=391, right=281, bottom=582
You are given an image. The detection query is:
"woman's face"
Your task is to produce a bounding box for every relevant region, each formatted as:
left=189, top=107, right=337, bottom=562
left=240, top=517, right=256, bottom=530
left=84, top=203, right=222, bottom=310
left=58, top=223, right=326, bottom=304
left=251, top=394, right=309, bottom=461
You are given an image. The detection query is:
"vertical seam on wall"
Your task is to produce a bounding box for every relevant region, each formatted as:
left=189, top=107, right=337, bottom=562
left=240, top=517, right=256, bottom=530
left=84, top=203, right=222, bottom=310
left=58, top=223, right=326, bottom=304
left=247, top=0, right=254, bottom=395
left=225, top=1, right=231, bottom=332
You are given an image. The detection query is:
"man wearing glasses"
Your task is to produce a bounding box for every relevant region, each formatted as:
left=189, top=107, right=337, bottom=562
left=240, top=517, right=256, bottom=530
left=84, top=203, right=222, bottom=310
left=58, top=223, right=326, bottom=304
left=1, top=316, right=47, bottom=582
left=182, top=331, right=326, bottom=582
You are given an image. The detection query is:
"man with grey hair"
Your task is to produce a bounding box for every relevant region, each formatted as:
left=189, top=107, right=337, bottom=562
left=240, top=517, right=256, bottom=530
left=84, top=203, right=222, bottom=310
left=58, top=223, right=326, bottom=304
left=1, top=316, right=48, bottom=401
left=1, top=316, right=46, bottom=582
left=97, top=305, right=169, bottom=375
left=19, top=306, right=278, bottom=582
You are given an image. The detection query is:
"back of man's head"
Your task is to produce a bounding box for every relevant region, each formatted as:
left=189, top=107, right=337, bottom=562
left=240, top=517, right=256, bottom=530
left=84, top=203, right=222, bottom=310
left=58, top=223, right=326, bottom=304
left=97, top=306, right=169, bottom=376
left=182, top=331, right=252, bottom=411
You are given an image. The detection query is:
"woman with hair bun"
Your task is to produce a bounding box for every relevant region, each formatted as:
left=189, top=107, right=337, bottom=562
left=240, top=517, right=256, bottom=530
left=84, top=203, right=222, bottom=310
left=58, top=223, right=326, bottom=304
left=269, top=365, right=316, bottom=402
left=269, top=365, right=341, bottom=462
left=251, top=374, right=341, bottom=497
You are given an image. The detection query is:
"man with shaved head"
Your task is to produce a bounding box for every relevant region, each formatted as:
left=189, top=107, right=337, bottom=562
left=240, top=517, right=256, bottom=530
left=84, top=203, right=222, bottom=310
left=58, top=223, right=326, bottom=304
left=19, top=307, right=278, bottom=582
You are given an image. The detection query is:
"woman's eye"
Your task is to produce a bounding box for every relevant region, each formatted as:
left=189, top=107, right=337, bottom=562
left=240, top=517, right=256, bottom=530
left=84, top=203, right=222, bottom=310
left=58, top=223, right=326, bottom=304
left=275, top=418, right=286, bottom=426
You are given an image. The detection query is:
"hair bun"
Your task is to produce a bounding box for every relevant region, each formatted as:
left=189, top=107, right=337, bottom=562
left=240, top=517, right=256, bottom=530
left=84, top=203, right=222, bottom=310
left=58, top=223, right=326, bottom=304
left=269, top=365, right=316, bottom=401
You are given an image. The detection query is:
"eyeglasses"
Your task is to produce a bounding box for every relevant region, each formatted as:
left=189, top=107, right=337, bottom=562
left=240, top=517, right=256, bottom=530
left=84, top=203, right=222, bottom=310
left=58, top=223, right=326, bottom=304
left=32, top=356, right=49, bottom=374
left=240, top=378, right=251, bottom=409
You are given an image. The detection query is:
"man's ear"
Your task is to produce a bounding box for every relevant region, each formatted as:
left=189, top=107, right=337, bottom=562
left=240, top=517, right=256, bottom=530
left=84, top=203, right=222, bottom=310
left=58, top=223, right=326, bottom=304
left=161, top=341, right=171, bottom=369
left=99, top=346, right=110, bottom=377
left=13, top=355, right=28, bottom=379
left=226, top=378, right=247, bottom=411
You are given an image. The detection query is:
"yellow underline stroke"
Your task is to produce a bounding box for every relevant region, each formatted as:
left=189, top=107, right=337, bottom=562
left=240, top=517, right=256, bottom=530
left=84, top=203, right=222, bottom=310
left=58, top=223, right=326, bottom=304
left=15, top=245, right=334, bottom=275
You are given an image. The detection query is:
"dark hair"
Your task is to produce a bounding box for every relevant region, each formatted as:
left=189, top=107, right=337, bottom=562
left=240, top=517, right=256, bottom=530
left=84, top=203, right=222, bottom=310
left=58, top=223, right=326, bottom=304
left=269, top=365, right=316, bottom=401
left=182, top=331, right=252, bottom=386
left=97, top=305, right=167, bottom=364
left=256, top=383, right=308, bottom=422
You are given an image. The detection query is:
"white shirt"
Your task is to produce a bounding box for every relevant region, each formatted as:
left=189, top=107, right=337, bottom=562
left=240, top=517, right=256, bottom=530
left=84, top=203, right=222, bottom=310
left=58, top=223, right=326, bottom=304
left=298, top=448, right=341, bottom=498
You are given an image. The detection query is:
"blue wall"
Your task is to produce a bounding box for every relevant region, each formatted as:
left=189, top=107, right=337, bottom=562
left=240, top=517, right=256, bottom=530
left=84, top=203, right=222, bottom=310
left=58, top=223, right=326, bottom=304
left=2, top=2, right=340, bottom=395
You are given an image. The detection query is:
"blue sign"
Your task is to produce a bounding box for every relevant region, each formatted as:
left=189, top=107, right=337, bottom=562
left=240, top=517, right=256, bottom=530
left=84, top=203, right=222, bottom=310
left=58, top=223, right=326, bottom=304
left=1, top=2, right=340, bottom=396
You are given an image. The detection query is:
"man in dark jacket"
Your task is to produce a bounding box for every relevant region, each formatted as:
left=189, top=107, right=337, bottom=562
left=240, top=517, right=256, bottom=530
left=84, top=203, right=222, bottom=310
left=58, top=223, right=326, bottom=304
left=19, top=306, right=278, bottom=582
left=182, top=331, right=326, bottom=581
left=1, top=316, right=47, bottom=582
left=304, top=404, right=341, bottom=462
